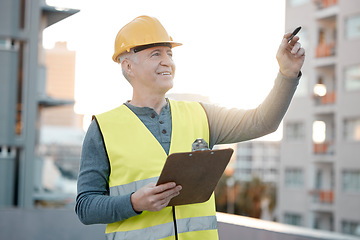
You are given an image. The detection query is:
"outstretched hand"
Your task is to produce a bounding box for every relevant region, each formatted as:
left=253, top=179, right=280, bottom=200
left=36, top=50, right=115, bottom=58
left=276, top=33, right=305, bottom=79
left=131, top=182, right=182, bottom=212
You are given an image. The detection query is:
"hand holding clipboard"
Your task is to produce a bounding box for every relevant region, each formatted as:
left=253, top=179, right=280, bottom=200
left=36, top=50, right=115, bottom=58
left=156, top=148, right=234, bottom=206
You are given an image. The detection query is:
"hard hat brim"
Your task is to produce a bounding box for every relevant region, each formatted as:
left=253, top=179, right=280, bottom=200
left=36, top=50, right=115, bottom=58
left=112, top=41, right=182, bottom=62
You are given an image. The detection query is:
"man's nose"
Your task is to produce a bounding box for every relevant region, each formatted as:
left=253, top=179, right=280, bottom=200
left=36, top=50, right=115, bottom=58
left=160, top=54, right=173, bottom=66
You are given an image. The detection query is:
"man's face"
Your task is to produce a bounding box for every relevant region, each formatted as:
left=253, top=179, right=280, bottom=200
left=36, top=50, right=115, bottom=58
left=130, top=46, right=175, bottom=95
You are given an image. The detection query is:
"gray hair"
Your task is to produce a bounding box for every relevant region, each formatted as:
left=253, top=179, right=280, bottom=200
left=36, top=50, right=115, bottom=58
left=117, top=50, right=137, bottom=83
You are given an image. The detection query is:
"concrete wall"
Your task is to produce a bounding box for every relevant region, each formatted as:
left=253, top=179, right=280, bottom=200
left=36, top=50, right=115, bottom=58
left=1, top=209, right=358, bottom=240
left=0, top=209, right=105, bottom=240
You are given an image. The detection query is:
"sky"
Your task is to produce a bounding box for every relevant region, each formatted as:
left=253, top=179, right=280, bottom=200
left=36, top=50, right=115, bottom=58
left=43, top=0, right=286, bottom=140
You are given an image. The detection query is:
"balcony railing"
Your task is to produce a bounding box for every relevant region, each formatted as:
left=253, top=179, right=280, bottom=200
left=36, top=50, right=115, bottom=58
left=314, top=141, right=334, bottom=154
left=314, top=0, right=338, bottom=9
left=314, top=91, right=336, bottom=105
left=309, top=189, right=334, bottom=204
left=321, top=91, right=336, bottom=104
left=316, top=42, right=336, bottom=58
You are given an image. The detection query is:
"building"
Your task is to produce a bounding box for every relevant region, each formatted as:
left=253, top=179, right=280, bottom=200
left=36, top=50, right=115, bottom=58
left=2, top=1, right=360, bottom=239
left=34, top=41, right=84, bottom=207
left=41, top=41, right=82, bottom=129
left=0, top=0, right=78, bottom=208
left=235, top=141, right=280, bottom=184
left=279, top=0, right=360, bottom=236
left=218, top=141, right=280, bottom=220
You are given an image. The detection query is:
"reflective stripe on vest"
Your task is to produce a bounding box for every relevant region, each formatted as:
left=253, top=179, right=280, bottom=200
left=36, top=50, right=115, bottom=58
left=106, top=215, right=217, bottom=240
left=96, top=100, right=218, bottom=240
left=109, top=177, right=159, bottom=197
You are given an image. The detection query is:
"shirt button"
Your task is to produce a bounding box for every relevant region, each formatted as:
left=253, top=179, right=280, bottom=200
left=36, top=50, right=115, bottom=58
left=151, top=113, right=155, bottom=118
left=162, top=129, right=167, bottom=134
left=159, top=120, right=164, bottom=124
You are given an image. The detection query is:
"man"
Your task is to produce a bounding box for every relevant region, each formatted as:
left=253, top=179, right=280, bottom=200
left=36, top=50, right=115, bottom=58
left=76, top=15, right=305, bottom=240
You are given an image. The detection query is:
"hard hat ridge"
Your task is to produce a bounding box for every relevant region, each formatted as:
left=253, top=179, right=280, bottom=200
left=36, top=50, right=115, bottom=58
left=112, top=15, right=182, bottom=62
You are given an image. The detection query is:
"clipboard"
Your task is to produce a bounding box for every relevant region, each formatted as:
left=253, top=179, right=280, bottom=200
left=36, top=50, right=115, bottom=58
left=156, top=148, right=234, bottom=206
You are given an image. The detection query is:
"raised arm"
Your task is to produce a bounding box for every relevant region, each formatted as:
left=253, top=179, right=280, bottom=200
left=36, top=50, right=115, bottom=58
left=203, top=32, right=305, bottom=148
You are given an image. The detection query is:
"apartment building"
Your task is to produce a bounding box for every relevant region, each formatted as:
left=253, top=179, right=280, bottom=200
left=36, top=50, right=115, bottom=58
left=279, top=0, right=360, bottom=236
left=235, top=141, right=280, bottom=184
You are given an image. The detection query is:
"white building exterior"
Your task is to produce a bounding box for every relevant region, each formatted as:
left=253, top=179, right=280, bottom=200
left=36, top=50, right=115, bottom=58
left=235, top=141, right=280, bottom=184
left=279, top=0, right=360, bottom=236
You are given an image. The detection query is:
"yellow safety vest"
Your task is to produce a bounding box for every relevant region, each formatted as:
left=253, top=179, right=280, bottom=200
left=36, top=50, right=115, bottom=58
left=95, top=100, right=219, bottom=240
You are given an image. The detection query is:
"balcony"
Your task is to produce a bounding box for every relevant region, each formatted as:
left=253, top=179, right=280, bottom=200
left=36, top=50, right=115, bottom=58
left=313, top=68, right=336, bottom=108
left=320, top=91, right=336, bottom=104
left=309, top=189, right=334, bottom=204
left=313, top=154, right=336, bottom=163
left=313, top=91, right=336, bottom=106
left=316, top=42, right=336, bottom=58
left=314, top=141, right=335, bottom=154
left=312, top=116, right=335, bottom=155
left=314, top=0, right=338, bottom=10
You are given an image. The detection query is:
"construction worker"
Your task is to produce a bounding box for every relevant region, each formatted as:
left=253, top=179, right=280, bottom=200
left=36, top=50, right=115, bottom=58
left=75, top=15, right=305, bottom=240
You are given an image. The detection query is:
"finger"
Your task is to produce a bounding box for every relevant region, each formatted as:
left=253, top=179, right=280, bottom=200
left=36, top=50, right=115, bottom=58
left=289, top=36, right=300, bottom=46
left=168, top=188, right=181, bottom=199
left=295, top=47, right=305, bottom=58
left=283, top=32, right=292, bottom=39
left=280, top=34, right=290, bottom=48
left=154, top=182, right=177, bottom=194
left=291, top=42, right=301, bottom=54
left=283, top=32, right=299, bottom=42
left=159, top=185, right=182, bottom=198
left=157, top=185, right=182, bottom=200
left=280, top=34, right=299, bottom=49
left=157, top=190, right=181, bottom=207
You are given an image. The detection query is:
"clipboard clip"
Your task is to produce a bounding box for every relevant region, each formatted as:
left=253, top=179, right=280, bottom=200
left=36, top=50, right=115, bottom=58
left=192, top=138, right=209, bottom=152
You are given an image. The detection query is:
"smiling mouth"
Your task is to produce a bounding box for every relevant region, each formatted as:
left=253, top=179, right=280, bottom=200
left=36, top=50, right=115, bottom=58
left=158, top=72, right=172, bottom=76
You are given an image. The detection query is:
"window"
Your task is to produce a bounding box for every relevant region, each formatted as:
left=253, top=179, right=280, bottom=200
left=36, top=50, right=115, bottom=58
left=344, top=65, right=360, bottom=91
left=342, top=170, right=360, bottom=193
left=313, top=121, right=326, bottom=143
left=284, top=213, right=303, bottom=226
left=346, top=15, right=360, bottom=39
left=0, top=38, right=11, bottom=49
left=344, top=118, right=360, bottom=141
left=342, top=220, right=360, bottom=237
left=285, top=168, right=304, bottom=188
left=236, top=144, right=252, bottom=155
left=285, top=122, right=305, bottom=140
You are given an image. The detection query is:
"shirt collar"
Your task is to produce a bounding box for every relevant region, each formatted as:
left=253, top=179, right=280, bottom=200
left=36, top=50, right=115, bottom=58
left=125, top=99, right=170, bottom=116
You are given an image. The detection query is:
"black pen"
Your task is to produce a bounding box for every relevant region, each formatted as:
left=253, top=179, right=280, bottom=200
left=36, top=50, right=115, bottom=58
left=288, top=26, right=301, bottom=42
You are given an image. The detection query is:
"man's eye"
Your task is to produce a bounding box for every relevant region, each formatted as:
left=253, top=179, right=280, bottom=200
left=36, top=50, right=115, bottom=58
left=152, top=52, right=160, bottom=57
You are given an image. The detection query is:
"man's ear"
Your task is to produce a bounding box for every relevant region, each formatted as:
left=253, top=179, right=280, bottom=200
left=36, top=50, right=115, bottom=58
left=121, top=58, right=133, bottom=77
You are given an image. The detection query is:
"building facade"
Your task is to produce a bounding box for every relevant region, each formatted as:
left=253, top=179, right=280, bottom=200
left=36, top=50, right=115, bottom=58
left=41, top=41, right=82, bottom=128
left=0, top=0, right=78, bottom=208
left=279, top=0, right=360, bottom=236
left=235, top=141, right=280, bottom=184
left=34, top=41, right=84, bottom=207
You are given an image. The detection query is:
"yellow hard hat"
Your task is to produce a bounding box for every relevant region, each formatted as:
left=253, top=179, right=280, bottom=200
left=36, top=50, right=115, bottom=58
left=112, top=15, right=182, bottom=62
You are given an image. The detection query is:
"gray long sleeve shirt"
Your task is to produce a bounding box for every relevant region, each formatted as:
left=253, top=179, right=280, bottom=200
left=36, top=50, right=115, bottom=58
left=75, top=72, right=300, bottom=225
